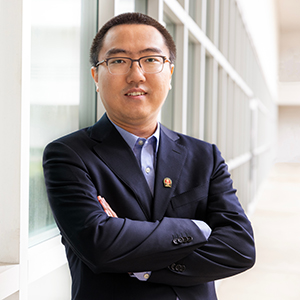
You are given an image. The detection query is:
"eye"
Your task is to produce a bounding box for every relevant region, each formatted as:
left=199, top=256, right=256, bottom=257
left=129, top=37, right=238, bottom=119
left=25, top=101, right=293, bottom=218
left=144, top=57, right=160, bottom=63
left=109, top=58, right=127, bottom=65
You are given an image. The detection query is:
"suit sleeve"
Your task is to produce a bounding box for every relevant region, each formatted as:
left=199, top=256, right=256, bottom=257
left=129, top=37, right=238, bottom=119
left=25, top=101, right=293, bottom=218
left=43, top=141, right=209, bottom=274
left=148, top=144, right=255, bottom=286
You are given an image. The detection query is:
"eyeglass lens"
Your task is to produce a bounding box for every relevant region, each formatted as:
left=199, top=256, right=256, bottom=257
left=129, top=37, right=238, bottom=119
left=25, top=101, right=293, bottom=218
left=107, top=56, right=165, bottom=74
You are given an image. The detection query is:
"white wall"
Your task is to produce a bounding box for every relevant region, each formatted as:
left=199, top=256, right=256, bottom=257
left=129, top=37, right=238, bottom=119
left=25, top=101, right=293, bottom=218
left=237, top=0, right=279, bottom=100
left=0, top=0, right=23, bottom=265
left=278, top=30, right=300, bottom=105
left=278, top=82, right=300, bottom=105
left=279, top=30, right=300, bottom=82
left=0, top=0, right=30, bottom=298
left=277, top=29, right=300, bottom=162
left=28, top=265, right=71, bottom=300
left=276, top=5, right=300, bottom=161
left=277, top=106, right=300, bottom=162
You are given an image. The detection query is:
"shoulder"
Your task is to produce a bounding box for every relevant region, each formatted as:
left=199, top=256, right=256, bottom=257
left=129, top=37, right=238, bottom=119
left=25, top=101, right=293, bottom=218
left=160, top=124, right=219, bottom=154
left=45, top=114, right=114, bottom=150
left=45, top=127, right=91, bottom=152
left=160, top=125, right=226, bottom=172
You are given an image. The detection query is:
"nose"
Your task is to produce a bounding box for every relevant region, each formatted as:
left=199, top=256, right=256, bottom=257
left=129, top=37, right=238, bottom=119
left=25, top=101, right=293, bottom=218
left=126, top=61, right=146, bottom=83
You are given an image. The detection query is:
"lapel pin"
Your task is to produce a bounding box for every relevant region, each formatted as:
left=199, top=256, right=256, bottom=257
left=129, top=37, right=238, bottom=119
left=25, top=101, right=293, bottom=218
left=163, top=177, right=172, bottom=188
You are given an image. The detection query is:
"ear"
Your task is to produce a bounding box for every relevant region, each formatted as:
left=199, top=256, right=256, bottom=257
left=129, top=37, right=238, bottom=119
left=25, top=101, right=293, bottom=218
left=170, top=64, right=174, bottom=75
left=91, top=67, right=99, bottom=91
left=169, top=64, right=174, bottom=90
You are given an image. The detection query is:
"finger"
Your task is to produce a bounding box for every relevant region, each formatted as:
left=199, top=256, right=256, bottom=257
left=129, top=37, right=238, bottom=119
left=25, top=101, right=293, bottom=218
left=98, top=196, right=118, bottom=218
left=98, top=196, right=108, bottom=209
left=98, top=196, right=109, bottom=213
left=100, top=197, right=112, bottom=212
left=110, top=209, right=118, bottom=218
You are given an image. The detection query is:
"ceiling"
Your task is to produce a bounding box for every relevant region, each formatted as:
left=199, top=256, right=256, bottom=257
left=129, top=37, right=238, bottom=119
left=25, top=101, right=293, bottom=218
left=277, top=0, right=300, bottom=31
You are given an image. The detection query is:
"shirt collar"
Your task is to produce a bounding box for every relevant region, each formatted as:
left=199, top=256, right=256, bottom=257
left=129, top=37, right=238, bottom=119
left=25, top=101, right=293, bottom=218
left=110, top=119, right=160, bottom=154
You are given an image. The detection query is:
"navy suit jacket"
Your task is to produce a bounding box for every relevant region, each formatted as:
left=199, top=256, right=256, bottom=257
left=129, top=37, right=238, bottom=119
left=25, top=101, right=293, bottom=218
left=43, top=114, right=255, bottom=300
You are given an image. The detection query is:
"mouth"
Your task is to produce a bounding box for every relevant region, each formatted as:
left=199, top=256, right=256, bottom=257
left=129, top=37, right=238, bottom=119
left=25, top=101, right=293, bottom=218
left=125, top=89, right=147, bottom=97
left=126, top=91, right=146, bottom=96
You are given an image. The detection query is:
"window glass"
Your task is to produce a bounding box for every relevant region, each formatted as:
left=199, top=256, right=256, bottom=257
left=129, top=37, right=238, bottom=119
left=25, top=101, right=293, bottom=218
left=219, top=0, right=229, bottom=58
left=161, top=14, right=176, bottom=130
left=204, top=55, right=213, bottom=142
left=135, top=0, right=148, bottom=14
left=189, top=0, right=196, bottom=21
left=187, top=40, right=196, bottom=137
left=226, top=76, right=234, bottom=161
left=189, top=0, right=202, bottom=28
left=115, top=0, right=135, bottom=14
left=217, top=67, right=227, bottom=158
left=29, top=0, right=97, bottom=246
left=206, top=0, right=214, bottom=42
left=115, top=0, right=147, bottom=15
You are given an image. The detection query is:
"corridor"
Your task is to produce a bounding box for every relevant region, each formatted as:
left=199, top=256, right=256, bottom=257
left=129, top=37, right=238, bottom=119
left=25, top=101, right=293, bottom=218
left=217, top=163, right=300, bottom=299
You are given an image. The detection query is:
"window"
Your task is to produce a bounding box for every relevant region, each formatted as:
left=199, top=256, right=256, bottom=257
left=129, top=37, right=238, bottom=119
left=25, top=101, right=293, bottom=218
left=187, top=39, right=196, bottom=137
left=29, top=0, right=98, bottom=246
left=161, top=14, right=176, bottom=130
left=189, top=0, right=202, bottom=28
left=115, top=0, right=148, bottom=15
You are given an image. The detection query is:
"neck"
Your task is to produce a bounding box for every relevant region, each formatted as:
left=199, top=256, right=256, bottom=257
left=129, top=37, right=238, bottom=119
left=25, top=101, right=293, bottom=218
left=107, top=115, right=158, bottom=139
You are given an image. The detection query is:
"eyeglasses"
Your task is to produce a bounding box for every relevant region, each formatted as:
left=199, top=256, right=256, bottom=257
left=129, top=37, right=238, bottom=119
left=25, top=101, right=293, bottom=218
left=95, top=55, right=171, bottom=75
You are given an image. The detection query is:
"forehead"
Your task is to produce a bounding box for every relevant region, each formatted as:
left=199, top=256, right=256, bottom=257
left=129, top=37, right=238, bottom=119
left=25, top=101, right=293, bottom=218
left=99, top=24, right=169, bottom=57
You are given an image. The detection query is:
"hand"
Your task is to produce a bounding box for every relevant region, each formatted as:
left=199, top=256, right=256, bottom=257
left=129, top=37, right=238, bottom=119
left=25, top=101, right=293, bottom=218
left=98, top=196, right=118, bottom=218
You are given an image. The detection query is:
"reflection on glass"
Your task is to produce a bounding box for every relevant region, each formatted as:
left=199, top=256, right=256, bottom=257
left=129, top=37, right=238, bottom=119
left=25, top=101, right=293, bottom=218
left=29, top=0, right=81, bottom=245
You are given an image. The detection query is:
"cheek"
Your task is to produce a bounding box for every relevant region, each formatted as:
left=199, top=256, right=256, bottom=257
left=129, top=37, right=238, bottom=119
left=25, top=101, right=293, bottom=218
left=98, top=75, right=121, bottom=99
left=155, top=78, right=171, bottom=99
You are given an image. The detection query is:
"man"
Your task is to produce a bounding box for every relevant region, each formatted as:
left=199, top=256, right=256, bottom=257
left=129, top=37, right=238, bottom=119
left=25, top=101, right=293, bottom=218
left=43, top=12, right=255, bottom=300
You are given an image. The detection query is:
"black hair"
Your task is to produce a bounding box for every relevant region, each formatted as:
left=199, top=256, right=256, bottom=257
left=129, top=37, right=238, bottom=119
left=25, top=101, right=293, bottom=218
left=89, top=12, right=176, bottom=67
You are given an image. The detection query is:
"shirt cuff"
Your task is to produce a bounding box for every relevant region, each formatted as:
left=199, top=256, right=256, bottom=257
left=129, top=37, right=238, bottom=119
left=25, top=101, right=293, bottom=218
left=192, top=220, right=212, bottom=240
left=129, top=271, right=151, bottom=281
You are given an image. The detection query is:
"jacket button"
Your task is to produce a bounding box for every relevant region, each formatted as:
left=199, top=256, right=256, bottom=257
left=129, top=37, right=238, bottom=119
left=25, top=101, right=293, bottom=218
left=187, top=236, right=193, bottom=243
left=172, top=238, right=179, bottom=245
left=175, top=264, right=186, bottom=272
left=177, top=237, right=184, bottom=244
left=175, top=265, right=181, bottom=272
left=182, top=236, right=188, bottom=243
left=169, top=263, right=176, bottom=271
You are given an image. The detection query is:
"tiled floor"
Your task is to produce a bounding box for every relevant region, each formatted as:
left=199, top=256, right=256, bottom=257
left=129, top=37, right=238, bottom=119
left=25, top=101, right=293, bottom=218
left=216, top=163, right=300, bottom=300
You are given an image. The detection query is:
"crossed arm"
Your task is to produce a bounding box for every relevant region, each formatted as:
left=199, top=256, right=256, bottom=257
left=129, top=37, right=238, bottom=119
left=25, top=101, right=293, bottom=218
left=43, top=140, right=255, bottom=286
left=99, top=196, right=151, bottom=280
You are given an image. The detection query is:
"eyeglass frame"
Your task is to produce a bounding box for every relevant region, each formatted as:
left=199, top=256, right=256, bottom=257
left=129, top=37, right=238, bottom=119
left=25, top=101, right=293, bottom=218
left=94, top=55, right=172, bottom=75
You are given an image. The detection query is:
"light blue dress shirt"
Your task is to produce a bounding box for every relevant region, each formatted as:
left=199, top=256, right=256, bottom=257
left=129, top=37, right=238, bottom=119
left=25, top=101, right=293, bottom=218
left=113, top=122, right=160, bottom=195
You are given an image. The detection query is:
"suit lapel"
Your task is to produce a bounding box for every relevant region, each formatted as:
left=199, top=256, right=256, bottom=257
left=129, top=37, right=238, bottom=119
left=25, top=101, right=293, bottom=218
left=90, top=115, right=153, bottom=220
left=152, top=126, right=187, bottom=221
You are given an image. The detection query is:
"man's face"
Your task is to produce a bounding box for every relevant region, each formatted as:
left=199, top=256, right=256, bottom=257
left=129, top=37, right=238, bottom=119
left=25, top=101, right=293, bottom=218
left=91, top=24, right=174, bottom=134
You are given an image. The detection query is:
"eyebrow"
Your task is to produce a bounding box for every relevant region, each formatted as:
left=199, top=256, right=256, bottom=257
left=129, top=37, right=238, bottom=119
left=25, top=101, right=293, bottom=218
left=105, top=47, right=163, bottom=57
left=105, top=48, right=128, bottom=57
left=139, top=47, right=163, bottom=55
